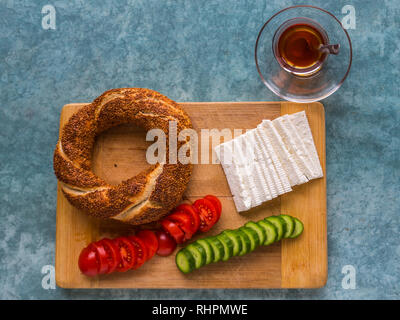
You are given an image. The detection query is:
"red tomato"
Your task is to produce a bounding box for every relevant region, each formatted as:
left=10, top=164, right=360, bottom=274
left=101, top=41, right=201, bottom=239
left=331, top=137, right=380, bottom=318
left=155, top=230, right=177, bottom=256
left=160, top=219, right=185, bottom=244
left=78, top=246, right=100, bottom=277
left=97, top=238, right=120, bottom=274
left=136, top=230, right=158, bottom=260
left=90, top=242, right=109, bottom=275
left=174, top=203, right=201, bottom=234
left=204, top=195, right=222, bottom=220
left=128, top=236, right=148, bottom=269
left=193, top=198, right=219, bottom=232
left=113, top=237, right=137, bottom=272
left=168, top=211, right=195, bottom=240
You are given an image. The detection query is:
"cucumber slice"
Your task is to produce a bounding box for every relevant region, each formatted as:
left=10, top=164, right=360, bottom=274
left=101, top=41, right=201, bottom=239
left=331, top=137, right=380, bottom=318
left=175, top=249, right=196, bottom=274
left=221, top=230, right=242, bottom=256
left=289, top=217, right=304, bottom=238
left=245, top=221, right=266, bottom=245
left=185, top=242, right=206, bottom=269
left=205, top=237, right=225, bottom=263
left=196, top=239, right=214, bottom=264
left=265, top=216, right=284, bottom=241
left=239, top=227, right=260, bottom=251
left=235, top=229, right=251, bottom=256
left=257, top=220, right=277, bottom=245
left=280, top=215, right=295, bottom=238
left=216, top=233, right=234, bottom=261
left=278, top=216, right=287, bottom=236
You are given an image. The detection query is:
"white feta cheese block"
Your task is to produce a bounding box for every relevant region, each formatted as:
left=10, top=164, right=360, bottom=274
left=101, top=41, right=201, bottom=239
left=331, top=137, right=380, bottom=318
left=214, top=142, right=251, bottom=212
left=260, top=120, right=308, bottom=186
left=288, top=111, right=323, bottom=178
left=255, top=126, right=292, bottom=195
left=245, top=129, right=273, bottom=202
left=273, top=115, right=314, bottom=180
left=232, top=134, right=263, bottom=207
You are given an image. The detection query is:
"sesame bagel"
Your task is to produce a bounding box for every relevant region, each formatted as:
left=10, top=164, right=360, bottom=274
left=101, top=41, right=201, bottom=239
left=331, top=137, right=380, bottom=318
left=53, top=88, right=193, bottom=225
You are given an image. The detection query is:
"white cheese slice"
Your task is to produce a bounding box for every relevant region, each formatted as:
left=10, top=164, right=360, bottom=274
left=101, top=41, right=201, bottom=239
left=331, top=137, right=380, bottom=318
left=214, top=142, right=251, bottom=212
left=288, top=111, right=323, bottom=178
left=260, top=120, right=308, bottom=186
left=223, top=163, right=250, bottom=212
left=283, top=114, right=321, bottom=179
left=255, top=126, right=292, bottom=194
left=273, top=115, right=313, bottom=180
left=252, top=128, right=281, bottom=197
left=245, top=129, right=272, bottom=202
left=232, top=134, right=263, bottom=207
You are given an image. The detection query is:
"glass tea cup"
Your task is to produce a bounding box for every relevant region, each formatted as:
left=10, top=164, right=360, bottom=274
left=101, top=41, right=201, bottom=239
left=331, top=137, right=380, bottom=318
left=272, top=17, right=330, bottom=77
left=255, top=5, right=352, bottom=103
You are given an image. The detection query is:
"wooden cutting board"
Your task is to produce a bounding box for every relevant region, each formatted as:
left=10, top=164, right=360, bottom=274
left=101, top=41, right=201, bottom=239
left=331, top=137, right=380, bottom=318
left=55, top=101, right=327, bottom=289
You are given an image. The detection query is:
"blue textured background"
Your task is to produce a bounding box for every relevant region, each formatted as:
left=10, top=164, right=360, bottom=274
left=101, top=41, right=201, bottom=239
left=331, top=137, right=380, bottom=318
left=0, top=0, right=399, bottom=299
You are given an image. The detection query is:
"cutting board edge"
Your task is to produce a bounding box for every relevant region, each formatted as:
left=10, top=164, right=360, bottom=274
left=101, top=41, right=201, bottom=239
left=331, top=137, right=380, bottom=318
left=63, top=101, right=282, bottom=106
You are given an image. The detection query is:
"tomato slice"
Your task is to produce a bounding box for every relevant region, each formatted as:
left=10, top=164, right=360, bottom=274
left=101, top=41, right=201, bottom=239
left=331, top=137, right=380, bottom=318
left=113, top=237, right=137, bottom=272
left=97, top=238, right=120, bottom=274
left=155, top=230, right=177, bottom=256
left=204, top=195, right=222, bottom=220
left=168, top=211, right=195, bottom=240
left=78, top=246, right=100, bottom=277
left=90, top=243, right=109, bottom=275
left=174, top=203, right=201, bottom=234
left=128, top=236, right=148, bottom=269
left=160, top=219, right=185, bottom=244
left=193, top=198, right=219, bottom=232
left=136, top=230, right=158, bottom=260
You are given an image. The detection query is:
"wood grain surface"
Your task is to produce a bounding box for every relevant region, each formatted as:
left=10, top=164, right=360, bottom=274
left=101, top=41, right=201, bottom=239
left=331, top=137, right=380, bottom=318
left=55, top=101, right=326, bottom=288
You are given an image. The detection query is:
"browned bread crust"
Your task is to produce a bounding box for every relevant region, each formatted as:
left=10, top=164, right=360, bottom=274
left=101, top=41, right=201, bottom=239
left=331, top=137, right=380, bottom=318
left=53, top=88, right=193, bottom=225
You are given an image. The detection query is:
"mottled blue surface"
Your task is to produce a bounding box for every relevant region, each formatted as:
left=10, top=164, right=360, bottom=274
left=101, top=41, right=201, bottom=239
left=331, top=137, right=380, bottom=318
left=0, top=0, right=399, bottom=299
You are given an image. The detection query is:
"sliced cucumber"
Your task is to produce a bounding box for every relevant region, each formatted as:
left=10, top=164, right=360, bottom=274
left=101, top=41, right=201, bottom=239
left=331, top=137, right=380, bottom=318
left=205, top=237, right=225, bottom=263
left=235, top=229, right=251, bottom=256
left=265, top=216, right=284, bottom=241
left=175, top=249, right=196, bottom=274
left=239, top=227, right=259, bottom=251
left=175, top=215, right=304, bottom=273
left=245, top=221, right=266, bottom=245
left=196, top=239, right=214, bottom=264
left=289, top=217, right=304, bottom=238
left=216, top=233, right=234, bottom=261
left=257, top=220, right=277, bottom=245
left=185, top=242, right=206, bottom=269
left=221, top=230, right=242, bottom=256
left=280, top=215, right=295, bottom=238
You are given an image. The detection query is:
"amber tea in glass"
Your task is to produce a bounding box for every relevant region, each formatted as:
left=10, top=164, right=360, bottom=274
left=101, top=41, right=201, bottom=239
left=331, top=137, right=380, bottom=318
left=273, top=18, right=329, bottom=77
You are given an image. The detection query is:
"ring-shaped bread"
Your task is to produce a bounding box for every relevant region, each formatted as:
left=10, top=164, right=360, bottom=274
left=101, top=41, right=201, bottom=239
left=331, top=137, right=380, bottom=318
left=53, top=88, right=193, bottom=225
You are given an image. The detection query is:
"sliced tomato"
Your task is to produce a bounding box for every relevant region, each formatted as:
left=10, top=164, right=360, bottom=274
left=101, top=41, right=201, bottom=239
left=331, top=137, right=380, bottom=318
left=128, top=236, right=148, bottom=269
left=204, top=195, right=222, bottom=220
left=97, top=238, right=120, bottom=274
left=78, top=246, right=100, bottom=277
left=160, top=219, right=185, bottom=244
left=155, top=230, right=177, bottom=256
left=174, top=203, right=201, bottom=234
left=113, top=237, right=137, bottom=272
left=136, top=230, right=158, bottom=260
left=90, top=242, right=109, bottom=275
left=193, top=198, right=219, bottom=233
left=168, top=211, right=195, bottom=240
